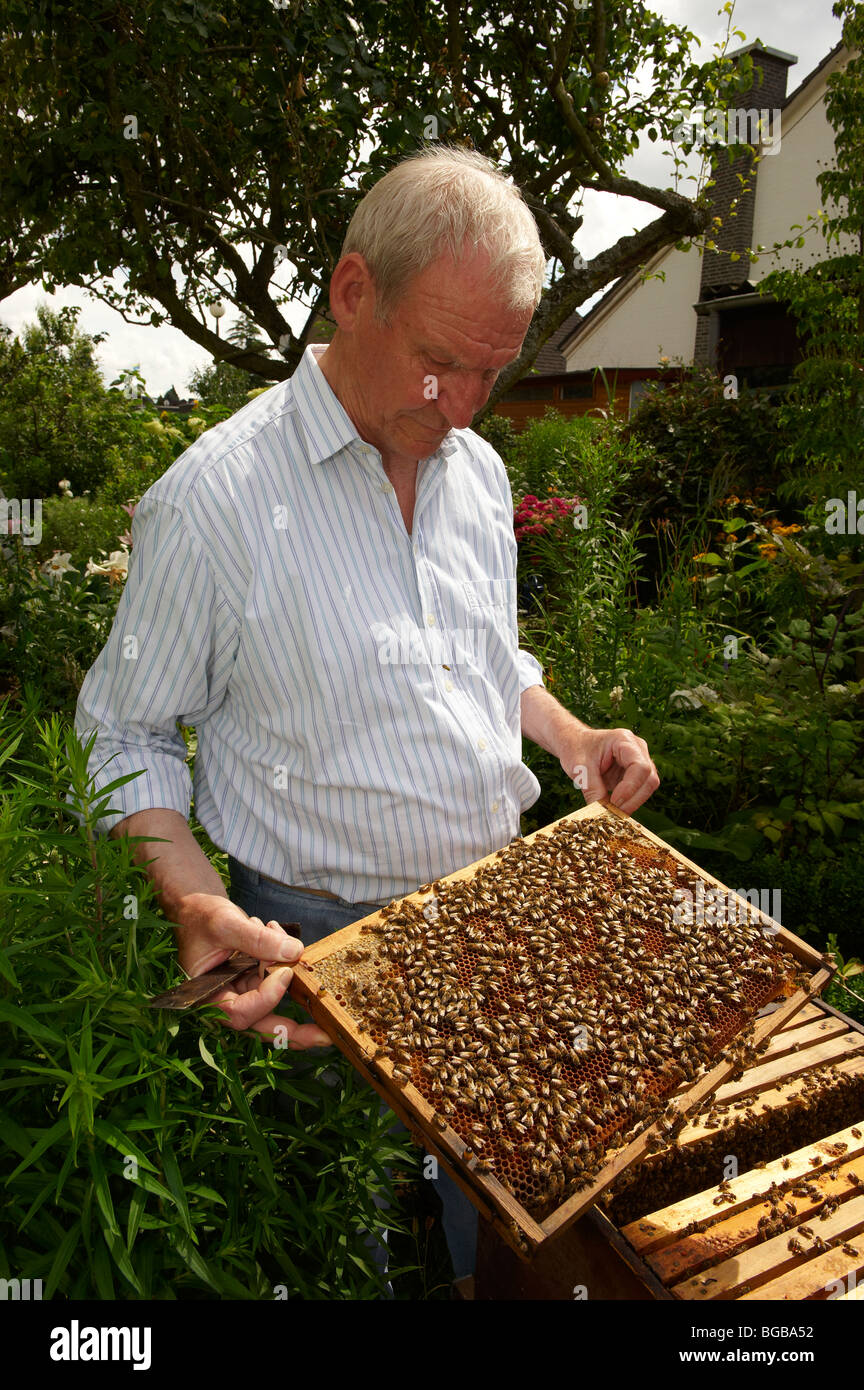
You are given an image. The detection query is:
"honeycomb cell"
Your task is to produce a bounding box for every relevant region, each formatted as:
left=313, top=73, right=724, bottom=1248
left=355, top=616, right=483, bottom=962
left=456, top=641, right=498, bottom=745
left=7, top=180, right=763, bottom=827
left=313, top=816, right=809, bottom=1215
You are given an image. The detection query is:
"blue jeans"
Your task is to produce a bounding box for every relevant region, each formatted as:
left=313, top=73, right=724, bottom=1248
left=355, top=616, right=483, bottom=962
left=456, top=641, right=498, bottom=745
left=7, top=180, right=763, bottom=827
left=227, top=856, right=479, bottom=1283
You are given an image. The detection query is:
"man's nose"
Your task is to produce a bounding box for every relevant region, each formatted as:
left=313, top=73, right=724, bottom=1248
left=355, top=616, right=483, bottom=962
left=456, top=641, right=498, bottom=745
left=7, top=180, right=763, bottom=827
left=437, top=375, right=492, bottom=430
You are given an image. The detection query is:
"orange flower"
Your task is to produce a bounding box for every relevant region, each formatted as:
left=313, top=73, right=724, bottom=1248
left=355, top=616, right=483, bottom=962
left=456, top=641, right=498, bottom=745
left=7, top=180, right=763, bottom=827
left=757, top=543, right=779, bottom=559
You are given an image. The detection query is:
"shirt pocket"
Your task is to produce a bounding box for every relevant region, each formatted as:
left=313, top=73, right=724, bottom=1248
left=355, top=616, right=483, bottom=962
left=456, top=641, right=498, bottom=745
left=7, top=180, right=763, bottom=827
left=462, top=577, right=517, bottom=621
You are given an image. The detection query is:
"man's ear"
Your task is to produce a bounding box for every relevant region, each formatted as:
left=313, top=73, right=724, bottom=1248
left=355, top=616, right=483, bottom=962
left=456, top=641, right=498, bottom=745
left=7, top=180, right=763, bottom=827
left=328, top=252, right=376, bottom=331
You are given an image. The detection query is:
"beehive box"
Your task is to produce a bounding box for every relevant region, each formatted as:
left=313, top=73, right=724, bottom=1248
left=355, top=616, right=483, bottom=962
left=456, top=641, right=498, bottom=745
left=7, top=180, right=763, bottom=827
left=289, top=802, right=831, bottom=1257
left=472, top=997, right=864, bottom=1298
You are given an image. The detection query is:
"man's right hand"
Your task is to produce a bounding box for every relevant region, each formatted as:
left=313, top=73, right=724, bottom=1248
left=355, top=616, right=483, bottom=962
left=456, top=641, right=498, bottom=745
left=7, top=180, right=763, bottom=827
left=176, top=894, right=333, bottom=1049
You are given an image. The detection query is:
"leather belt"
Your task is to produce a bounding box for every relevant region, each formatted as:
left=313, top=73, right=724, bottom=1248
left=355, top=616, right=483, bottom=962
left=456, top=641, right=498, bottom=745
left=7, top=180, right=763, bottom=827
left=259, top=871, right=340, bottom=901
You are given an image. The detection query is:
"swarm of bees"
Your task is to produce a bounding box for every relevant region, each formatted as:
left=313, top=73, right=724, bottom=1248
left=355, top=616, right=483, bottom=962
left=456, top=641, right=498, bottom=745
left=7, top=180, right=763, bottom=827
left=312, top=815, right=809, bottom=1214
left=605, top=1058, right=864, bottom=1225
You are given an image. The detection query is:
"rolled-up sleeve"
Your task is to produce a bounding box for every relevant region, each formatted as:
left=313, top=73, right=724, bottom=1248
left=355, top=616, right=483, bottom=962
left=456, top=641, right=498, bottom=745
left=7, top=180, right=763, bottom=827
left=67, top=496, right=240, bottom=836
left=517, top=646, right=545, bottom=694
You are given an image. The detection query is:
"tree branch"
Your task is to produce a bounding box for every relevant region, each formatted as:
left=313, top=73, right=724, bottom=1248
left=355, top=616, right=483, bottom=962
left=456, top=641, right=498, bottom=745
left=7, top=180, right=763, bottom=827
left=483, top=199, right=710, bottom=412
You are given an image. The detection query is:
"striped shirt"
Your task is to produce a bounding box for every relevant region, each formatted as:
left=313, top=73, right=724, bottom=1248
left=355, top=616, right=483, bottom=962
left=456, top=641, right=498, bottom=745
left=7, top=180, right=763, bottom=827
left=70, top=345, right=544, bottom=904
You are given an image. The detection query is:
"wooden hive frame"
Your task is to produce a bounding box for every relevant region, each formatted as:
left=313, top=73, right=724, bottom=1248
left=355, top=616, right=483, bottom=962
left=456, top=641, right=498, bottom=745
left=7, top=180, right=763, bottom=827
left=471, top=998, right=864, bottom=1299
left=598, top=998, right=864, bottom=1300
left=288, top=802, right=832, bottom=1258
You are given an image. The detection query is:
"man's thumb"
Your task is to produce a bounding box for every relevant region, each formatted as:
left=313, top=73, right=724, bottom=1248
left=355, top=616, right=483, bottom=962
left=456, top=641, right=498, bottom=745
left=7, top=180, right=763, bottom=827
left=571, top=762, right=606, bottom=805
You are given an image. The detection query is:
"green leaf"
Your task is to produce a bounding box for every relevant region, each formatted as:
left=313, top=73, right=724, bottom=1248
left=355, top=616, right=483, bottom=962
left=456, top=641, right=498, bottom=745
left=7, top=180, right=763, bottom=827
left=171, top=1232, right=221, bottom=1293
left=44, top=1220, right=82, bottom=1299
left=159, top=1142, right=194, bottom=1237
left=0, top=1000, right=64, bottom=1044
left=5, top=1119, right=69, bottom=1184
left=198, top=1034, right=228, bottom=1078
left=127, top=1186, right=146, bottom=1253
left=88, top=1149, right=120, bottom=1235
left=100, top=1225, right=144, bottom=1295
left=92, top=1119, right=159, bottom=1175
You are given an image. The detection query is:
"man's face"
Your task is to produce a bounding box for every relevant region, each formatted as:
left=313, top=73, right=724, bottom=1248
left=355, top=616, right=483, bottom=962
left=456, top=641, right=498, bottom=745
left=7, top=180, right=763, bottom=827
left=328, top=247, right=534, bottom=463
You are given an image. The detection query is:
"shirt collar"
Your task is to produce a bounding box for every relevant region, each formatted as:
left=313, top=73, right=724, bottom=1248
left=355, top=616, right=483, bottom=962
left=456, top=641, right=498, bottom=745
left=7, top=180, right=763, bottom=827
left=292, top=343, right=459, bottom=465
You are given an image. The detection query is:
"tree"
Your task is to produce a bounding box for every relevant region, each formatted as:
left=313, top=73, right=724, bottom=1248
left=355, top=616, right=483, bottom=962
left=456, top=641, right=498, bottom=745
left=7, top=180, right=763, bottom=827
left=0, top=0, right=756, bottom=399
left=0, top=304, right=143, bottom=498
left=188, top=315, right=277, bottom=409
left=759, top=0, right=864, bottom=488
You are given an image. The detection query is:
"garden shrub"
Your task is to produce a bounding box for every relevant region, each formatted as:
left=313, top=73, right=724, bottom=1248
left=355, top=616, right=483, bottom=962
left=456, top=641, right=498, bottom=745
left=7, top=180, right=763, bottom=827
left=0, top=705, right=419, bottom=1299
left=0, top=307, right=146, bottom=500
left=474, top=410, right=518, bottom=471
left=31, top=495, right=131, bottom=571
left=622, top=367, right=786, bottom=525
left=0, top=546, right=123, bottom=716
left=503, top=408, right=609, bottom=500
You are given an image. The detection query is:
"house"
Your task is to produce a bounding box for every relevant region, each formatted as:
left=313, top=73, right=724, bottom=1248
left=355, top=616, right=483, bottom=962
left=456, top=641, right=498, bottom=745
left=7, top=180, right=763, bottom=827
left=494, top=40, right=853, bottom=427
left=140, top=385, right=199, bottom=414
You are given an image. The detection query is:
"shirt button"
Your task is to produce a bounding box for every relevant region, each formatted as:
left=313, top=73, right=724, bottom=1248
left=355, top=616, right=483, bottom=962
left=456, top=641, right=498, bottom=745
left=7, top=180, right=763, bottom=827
left=445, top=679, right=454, bottom=692
left=477, top=738, right=487, bottom=751
left=413, top=543, right=419, bottom=556
left=491, top=800, right=500, bottom=813
left=427, top=614, right=436, bottom=627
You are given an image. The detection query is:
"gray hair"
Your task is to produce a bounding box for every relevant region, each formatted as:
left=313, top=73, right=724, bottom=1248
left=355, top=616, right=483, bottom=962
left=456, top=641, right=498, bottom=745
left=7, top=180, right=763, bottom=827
left=339, top=145, right=547, bottom=324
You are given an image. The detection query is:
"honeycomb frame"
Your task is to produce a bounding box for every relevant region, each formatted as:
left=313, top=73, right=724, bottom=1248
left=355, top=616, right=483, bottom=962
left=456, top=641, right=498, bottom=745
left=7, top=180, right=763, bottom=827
left=289, top=802, right=832, bottom=1259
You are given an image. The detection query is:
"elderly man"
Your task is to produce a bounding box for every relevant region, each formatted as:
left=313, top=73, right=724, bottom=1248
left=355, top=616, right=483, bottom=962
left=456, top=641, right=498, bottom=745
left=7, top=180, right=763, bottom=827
left=72, top=145, right=658, bottom=1288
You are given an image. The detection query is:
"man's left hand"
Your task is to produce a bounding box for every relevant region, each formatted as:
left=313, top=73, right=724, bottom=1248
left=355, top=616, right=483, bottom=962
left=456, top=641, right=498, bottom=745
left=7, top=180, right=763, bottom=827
left=558, top=724, right=659, bottom=815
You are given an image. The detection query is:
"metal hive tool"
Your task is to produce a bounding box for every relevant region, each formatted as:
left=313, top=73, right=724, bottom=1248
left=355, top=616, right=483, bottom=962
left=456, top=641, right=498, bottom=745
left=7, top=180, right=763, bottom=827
left=290, top=802, right=832, bottom=1257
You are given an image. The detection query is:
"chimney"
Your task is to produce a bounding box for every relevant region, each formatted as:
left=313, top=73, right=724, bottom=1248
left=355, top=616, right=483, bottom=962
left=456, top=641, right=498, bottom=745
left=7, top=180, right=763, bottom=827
left=698, top=46, right=797, bottom=299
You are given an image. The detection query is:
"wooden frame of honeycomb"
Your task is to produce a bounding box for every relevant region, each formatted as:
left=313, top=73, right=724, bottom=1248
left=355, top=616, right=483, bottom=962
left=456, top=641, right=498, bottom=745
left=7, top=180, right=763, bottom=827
left=473, top=998, right=864, bottom=1298
left=289, top=802, right=831, bottom=1258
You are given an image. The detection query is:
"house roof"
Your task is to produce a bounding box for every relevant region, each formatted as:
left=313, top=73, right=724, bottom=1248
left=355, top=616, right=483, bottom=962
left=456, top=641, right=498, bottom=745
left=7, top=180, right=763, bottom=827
left=556, top=265, right=644, bottom=357
left=531, top=308, right=583, bottom=375
left=555, top=37, right=844, bottom=363
left=782, top=39, right=844, bottom=109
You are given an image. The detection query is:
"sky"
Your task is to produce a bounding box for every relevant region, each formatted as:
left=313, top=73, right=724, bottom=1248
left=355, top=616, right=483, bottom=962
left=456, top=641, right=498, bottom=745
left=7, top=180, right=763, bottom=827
left=0, top=0, right=846, bottom=397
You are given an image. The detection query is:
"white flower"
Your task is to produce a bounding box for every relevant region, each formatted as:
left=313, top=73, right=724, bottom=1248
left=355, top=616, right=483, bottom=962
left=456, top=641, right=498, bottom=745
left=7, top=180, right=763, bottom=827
left=669, top=688, right=700, bottom=710
left=41, top=551, right=77, bottom=582
left=669, top=683, right=719, bottom=711
left=609, top=685, right=624, bottom=707
left=85, top=548, right=129, bottom=584
left=585, top=673, right=598, bottom=688
left=58, top=479, right=73, bottom=496
left=691, top=683, right=720, bottom=703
